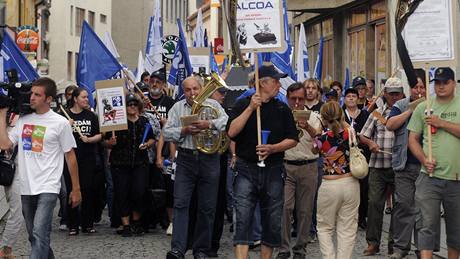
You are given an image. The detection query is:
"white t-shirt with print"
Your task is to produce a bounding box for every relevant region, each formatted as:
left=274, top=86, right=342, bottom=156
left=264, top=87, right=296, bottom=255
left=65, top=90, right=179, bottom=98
left=8, top=110, right=76, bottom=195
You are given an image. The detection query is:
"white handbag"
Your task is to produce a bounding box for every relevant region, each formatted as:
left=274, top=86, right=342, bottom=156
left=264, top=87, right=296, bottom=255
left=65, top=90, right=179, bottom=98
left=348, top=127, right=369, bottom=179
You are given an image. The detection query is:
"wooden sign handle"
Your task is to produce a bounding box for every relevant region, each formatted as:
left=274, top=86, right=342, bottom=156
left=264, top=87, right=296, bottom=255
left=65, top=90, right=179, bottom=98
left=59, top=105, right=84, bottom=138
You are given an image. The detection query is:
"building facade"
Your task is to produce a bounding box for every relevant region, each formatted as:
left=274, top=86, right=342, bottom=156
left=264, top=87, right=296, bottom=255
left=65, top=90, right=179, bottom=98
left=47, top=0, right=111, bottom=89
left=111, top=0, right=188, bottom=69
left=289, top=0, right=460, bottom=92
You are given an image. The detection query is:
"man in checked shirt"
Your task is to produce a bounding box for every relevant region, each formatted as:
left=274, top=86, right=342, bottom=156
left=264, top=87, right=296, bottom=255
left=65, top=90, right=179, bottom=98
left=359, top=78, right=404, bottom=256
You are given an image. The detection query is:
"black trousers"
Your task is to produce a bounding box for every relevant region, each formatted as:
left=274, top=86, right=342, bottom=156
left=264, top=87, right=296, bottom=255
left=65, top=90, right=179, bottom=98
left=64, top=159, right=97, bottom=230
left=209, top=154, right=228, bottom=253
left=111, top=164, right=148, bottom=218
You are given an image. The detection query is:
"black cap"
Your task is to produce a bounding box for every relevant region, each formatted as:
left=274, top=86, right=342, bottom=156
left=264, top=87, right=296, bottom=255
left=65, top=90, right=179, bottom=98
left=150, top=69, right=166, bottom=82
left=325, top=89, right=338, bottom=98
left=216, top=87, right=228, bottom=94
left=431, top=67, right=455, bottom=82
left=126, top=93, right=140, bottom=104
left=352, top=76, right=366, bottom=88
left=259, top=62, right=288, bottom=79
left=136, top=82, right=149, bottom=92
left=344, top=87, right=359, bottom=96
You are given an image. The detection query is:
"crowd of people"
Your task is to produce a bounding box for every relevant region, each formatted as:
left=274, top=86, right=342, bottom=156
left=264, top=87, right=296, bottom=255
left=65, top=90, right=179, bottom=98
left=0, top=62, right=458, bottom=259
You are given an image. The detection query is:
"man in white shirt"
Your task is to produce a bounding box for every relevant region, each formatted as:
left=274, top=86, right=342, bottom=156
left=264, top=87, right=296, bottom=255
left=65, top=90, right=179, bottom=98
left=0, top=77, right=81, bottom=259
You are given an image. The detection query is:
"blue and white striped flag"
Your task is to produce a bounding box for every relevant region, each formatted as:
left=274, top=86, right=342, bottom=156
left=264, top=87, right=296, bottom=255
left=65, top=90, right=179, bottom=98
left=313, top=37, right=324, bottom=81
left=144, top=0, right=163, bottom=74
left=296, top=23, right=310, bottom=82
left=193, top=8, right=205, bottom=47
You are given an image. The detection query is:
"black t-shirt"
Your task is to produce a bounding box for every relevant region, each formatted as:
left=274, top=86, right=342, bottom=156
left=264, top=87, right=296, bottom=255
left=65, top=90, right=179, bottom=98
left=67, top=109, right=100, bottom=157
left=344, top=108, right=371, bottom=161
left=227, top=97, right=298, bottom=165
left=148, top=94, right=175, bottom=120
left=306, top=101, right=323, bottom=114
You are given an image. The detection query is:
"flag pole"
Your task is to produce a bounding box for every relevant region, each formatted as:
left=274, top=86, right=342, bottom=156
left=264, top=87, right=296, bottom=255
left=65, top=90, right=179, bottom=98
left=59, top=105, right=84, bottom=138
left=425, top=63, right=433, bottom=177
left=254, top=54, right=264, bottom=167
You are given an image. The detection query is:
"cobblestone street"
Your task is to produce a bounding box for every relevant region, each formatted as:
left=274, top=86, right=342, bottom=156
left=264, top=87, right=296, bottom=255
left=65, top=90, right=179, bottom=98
left=3, top=208, right=427, bottom=259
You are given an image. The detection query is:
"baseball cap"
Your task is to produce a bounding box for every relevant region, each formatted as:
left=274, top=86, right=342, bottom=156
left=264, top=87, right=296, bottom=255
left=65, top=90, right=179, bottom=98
left=352, top=76, right=366, bottom=88
left=136, top=82, right=149, bottom=92
left=384, top=77, right=404, bottom=93
left=344, top=87, right=359, bottom=96
left=126, top=93, right=141, bottom=104
left=259, top=62, right=288, bottom=79
left=150, top=69, right=166, bottom=82
left=325, top=89, right=338, bottom=98
left=430, top=67, right=455, bottom=83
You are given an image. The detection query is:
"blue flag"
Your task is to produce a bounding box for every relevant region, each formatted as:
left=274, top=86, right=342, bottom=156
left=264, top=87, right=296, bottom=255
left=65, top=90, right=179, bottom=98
left=221, top=56, right=228, bottom=75
left=313, top=37, right=324, bottom=81
left=343, top=67, right=350, bottom=95
left=168, top=19, right=193, bottom=100
left=260, top=0, right=295, bottom=80
left=76, top=21, right=122, bottom=107
left=0, top=33, right=38, bottom=82
left=209, top=44, right=219, bottom=74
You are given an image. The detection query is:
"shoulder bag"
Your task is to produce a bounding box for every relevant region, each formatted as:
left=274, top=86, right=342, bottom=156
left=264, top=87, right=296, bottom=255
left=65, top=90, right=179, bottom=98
left=348, top=127, right=369, bottom=179
left=0, top=147, right=18, bottom=186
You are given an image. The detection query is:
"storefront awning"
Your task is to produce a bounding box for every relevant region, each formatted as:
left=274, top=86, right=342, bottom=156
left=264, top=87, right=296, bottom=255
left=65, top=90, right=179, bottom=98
left=287, top=0, right=355, bottom=12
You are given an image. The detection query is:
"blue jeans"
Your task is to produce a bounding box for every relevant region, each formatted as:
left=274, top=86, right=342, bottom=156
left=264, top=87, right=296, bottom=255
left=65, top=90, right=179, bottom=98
left=171, top=150, right=220, bottom=255
left=22, top=193, right=58, bottom=259
left=233, top=159, right=285, bottom=247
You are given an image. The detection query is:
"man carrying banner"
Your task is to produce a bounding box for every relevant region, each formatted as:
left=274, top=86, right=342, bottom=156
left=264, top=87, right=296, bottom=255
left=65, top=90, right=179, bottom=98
left=0, top=78, right=81, bottom=258
left=227, top=63, right=298, bottom=259
left=164, top=76, right=228, bottom=259
left=407, top=67, right=460, bottom=259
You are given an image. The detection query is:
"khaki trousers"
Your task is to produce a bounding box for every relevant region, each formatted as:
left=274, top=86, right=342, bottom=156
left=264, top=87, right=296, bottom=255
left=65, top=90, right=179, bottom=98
left=280, top=162, right=318, bottom=255
left=317, top=176, right=360, bottom=259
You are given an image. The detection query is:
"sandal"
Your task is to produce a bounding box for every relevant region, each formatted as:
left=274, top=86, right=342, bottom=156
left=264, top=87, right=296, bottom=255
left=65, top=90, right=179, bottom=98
left=69, top=229, right=79, bottom=236
left=82, top=227, right=97, bottom=234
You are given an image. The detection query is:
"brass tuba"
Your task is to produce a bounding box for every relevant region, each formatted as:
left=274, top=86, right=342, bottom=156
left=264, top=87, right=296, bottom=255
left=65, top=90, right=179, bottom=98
left=192, top=72, right=229, bottom=154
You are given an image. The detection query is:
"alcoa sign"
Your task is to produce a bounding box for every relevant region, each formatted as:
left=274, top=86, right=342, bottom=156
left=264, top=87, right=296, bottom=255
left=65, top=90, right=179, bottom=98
left=237, top=1, right=274, bottom=9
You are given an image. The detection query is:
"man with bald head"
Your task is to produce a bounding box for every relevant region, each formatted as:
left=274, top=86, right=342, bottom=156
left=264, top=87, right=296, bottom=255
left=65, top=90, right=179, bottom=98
left=163, top=76, right=228, bottom=259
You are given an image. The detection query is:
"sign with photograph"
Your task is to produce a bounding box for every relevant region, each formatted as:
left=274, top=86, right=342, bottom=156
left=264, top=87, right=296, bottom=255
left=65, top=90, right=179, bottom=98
left=95, top=79, right=128, bottom=132
left=236, top=0, right=284, bottom=52
left=403, top=0, right=454, bottom=62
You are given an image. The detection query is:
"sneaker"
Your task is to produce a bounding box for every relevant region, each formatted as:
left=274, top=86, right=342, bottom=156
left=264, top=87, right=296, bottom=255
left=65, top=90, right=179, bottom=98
left=385, top=207, right=393, bottom=215
left=132, top=224, right=145, bottom=236
left=293, top=253, right=306, bottom=259
left=166, top=223, right=173, bottom=236
left=59, top=224, right=67, bottom=231
left=249, top=240, right=261, bottom=250
left=121, top=225, right=132, bottom=237
left=276, top=252, right=290, bottom=259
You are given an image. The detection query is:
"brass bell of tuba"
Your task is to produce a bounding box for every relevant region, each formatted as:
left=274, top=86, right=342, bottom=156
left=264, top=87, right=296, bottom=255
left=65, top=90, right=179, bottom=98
left=191, top=72, right=229, bottom=154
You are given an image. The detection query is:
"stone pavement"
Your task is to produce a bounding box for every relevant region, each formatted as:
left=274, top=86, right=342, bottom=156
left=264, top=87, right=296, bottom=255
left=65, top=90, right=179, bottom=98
left=2, top=208, right=434, bottom=259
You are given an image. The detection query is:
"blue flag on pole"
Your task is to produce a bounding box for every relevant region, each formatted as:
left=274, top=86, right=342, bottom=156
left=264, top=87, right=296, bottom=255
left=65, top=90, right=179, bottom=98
left=343, top=67, right=350, bottom=95
left=261, top=0, right=295, bottom=80
left=209, top=44, right=219, bottom=73
left=76, top=21, right=122, bottom=107
left=0, top=33, right=38, bottom=82
left=313, top=37, right=324, bottom=81
left=221, top=56, right=228, bottom=75
left=168, top=19, right=193, bottom=100
left=144, top=0, right=163, bottom=74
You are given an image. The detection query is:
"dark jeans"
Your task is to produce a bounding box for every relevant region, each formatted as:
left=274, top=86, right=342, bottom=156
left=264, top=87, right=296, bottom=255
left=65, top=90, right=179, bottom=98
left=22, top=193, right=58, bottom=259
left=359, top=175, right=369, bottom=225
left=393, top=163, right=420, bottom=254
left=366, top=168, right=394, bottom=247
left=171, top=150, right=220, bottom=255
left=233, top=159, right=285, bottom=247
left=310, top=157, right=323, bottom=237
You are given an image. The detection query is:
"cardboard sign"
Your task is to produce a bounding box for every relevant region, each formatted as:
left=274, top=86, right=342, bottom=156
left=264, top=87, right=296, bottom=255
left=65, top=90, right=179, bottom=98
left=189, top=48, right=210, bottom=74
left=95, top=79, right=128, bottom=132
left=236, top=0, right=285, bottom=52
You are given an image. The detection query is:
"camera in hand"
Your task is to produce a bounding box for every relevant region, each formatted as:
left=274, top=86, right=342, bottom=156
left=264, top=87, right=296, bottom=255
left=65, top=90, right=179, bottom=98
left=0, top=69, right=33, bottom=115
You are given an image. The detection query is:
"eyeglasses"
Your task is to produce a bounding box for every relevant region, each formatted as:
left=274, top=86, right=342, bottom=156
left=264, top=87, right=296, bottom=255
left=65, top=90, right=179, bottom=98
left=150, top=79, right=163, bottom=85
left=127, top=102, right=138, bottom=107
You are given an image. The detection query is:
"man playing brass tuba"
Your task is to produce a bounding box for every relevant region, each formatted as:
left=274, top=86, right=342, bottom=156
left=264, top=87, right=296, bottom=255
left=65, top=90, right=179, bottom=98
left=163, top=76, right=228, bottom=259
